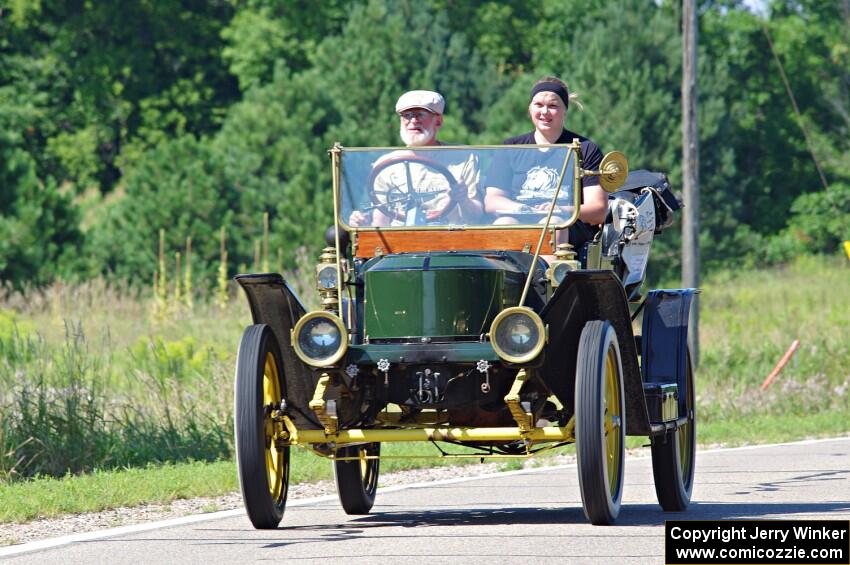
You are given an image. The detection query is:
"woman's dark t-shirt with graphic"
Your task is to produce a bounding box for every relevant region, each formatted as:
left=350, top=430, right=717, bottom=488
left=486, top=130, right=603, bottom=200
left=485, top=129, right=604, bottom=248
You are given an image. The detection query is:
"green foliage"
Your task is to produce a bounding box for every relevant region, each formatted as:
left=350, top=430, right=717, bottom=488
left=128, top=335, right=222, bottom=390
left=696, top=2, right=849, bottom=272
left=0, top=0, right=239, bottom=198
left=0, top=120, right=84, bottom=285
left=45, top=126, right=102, bottom=188
left=763, top=183, right=850, bottom=261
left=428, top=0, right=541, bottom=73
left=221, top=0, right=351, bottom=90
left=0, top=0, right=849, bottom=286
left=87, top=135, right=232, bottom=285
left=212, top=70, right=332, bottom=271
left=311, top=0, right=500, bottom=144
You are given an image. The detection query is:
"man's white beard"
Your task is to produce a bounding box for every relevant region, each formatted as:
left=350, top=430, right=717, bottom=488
left=400, top=124, right=435, bottom=147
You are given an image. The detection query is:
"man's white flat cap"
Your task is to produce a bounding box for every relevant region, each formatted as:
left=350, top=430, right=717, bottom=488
left=395, top=90, right=445, bottom=115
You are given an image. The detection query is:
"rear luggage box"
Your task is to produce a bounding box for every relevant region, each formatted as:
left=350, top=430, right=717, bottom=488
left=643, top=382, right=678, bottom=423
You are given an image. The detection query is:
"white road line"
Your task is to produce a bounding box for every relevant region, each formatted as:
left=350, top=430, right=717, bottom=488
left=1, top=435, right=848, bottom=558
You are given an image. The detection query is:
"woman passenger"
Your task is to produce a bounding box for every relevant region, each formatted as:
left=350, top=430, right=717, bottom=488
left=484, top=76, right=608, bottom=250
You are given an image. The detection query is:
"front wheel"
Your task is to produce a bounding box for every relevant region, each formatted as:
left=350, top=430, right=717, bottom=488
left=575, top=320, right=626, bottom=525
left=235, top=324, right=290, bottom=529
left=650, top=348, right=696, bottom=511
left=334, top=443, right=380, bottom=514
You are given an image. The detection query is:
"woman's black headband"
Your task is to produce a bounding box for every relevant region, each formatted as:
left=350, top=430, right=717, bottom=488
left=530, top=81, right=569, bottom=110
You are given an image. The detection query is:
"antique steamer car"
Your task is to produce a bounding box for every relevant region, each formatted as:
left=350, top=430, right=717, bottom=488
left=234, top=142, right=696, bottom=527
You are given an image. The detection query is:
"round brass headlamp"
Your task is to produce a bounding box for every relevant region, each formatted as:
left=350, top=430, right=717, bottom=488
left=292, top=311, right=348, bottom=367
left=489, top=306, right=546, bottom=364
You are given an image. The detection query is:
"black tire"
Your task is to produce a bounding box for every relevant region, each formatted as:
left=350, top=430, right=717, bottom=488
left=650, top=348, right=696, bottom=511
left=575, top=320, right=626, bottom=525
left=334, top=442, right=380, bottom=514
left=235, top=324, right=289, bottom=529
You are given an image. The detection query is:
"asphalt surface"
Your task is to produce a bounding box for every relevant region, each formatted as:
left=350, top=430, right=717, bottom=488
left=3, top=437, right=850, bottom=564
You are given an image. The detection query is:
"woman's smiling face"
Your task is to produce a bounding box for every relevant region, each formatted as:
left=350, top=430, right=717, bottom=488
left=528, top=91, right=565, bottom=138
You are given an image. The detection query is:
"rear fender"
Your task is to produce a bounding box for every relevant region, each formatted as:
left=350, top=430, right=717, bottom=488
left=235, top=274, right=322, bottom=430
left=540, top=270, right=650, bottom=435
left=641, top=289, right=698, bottom=417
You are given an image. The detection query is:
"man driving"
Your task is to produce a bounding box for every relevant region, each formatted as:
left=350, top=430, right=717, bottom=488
left=349, top=90, right=482, bottom=227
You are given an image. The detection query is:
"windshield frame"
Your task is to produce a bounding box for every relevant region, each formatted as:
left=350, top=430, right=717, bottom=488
left=330, top=142, right=584, bottom=233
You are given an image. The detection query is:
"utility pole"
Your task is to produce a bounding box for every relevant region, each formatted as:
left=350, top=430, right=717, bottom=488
left=682, top=0, right=700, bottom=364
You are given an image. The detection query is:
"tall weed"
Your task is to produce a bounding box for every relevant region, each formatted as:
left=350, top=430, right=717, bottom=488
left=0, top=324, right=109, bottom=479
left=0, top=324, right=232, bottom=481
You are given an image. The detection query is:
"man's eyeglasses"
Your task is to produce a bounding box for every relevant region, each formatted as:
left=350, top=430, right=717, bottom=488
left=399, top=109, right=433, bottom=122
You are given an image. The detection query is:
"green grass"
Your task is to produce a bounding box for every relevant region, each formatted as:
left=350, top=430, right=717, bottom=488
left=697, top=254, right=850, bottom=423
left=0, top=461, right=240, bottom=524
left=697, top=410, right=850, bottom=447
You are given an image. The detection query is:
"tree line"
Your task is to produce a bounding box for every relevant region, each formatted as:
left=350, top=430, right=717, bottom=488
left=0, top=0, right=847, bottom=289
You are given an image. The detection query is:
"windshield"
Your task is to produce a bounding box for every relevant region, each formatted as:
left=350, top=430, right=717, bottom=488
left=336, top=145, right=579, bottom=230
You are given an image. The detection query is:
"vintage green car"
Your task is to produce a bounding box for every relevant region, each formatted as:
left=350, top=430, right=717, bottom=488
left=233, top=141, right=696, bottom=527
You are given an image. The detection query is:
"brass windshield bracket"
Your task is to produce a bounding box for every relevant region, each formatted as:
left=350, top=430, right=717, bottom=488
left=519, top=143, right=579, bottom=307
left=329, top=145, right=345, bottom=317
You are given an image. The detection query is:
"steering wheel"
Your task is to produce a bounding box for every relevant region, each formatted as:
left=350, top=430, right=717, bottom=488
left=366, top=154, right=460, bottom=223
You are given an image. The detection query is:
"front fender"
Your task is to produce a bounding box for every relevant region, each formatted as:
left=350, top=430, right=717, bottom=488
left=235, top=273, right=322, bottom=430
left=540, top=270, right=649, bottom=435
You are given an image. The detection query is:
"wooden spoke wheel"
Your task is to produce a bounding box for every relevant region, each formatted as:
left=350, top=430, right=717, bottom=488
left=575, top=320, right=626, bottom=525
left=235, top=324, right=290, bottom=529
left=650, top=348, right=696, bottom=511
left=334, top=442, right=381, bottom=515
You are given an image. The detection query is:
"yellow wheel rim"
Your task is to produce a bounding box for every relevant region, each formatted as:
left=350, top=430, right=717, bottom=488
left=262, top=351, right=284, bottom=501
left=603, top=345, right=622, bottom=495
left=677, top=368, right=693, bottom=481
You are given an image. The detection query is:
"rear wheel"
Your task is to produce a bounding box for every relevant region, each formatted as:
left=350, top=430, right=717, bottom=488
left=650, top=348, right=696, bottom=510
left=575, top=320, right=626, bottom=525
left=334, top=442, right=380, bottom=514
left=235, top=324, right=289, bottom=529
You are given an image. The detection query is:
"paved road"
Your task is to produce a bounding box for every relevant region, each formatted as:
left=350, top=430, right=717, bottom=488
left=3, top=437, right=849, bottom=564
